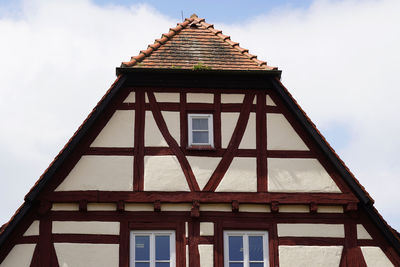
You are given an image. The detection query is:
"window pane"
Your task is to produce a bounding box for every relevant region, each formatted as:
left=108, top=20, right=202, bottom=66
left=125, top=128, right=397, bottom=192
left=229, top=236, right=243, bottom=261
left=192, top=118, right=208, bottom=130
left=193, top=131, right=209, bottom=144
left=135, top=262, right=150, bottom=267
left=135, top=236, right=150, bottom=261
left=156, top=263, right=170, bottom=267
left=249, top=236, right=263, bottom=261
left=229, top=263, right=244, bottom=267
left=250, top=263, right=264, bottom=267
left=155, top=235, right=170, bottom=260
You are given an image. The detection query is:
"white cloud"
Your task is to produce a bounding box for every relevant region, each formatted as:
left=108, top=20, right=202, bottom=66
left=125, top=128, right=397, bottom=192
left=0, top=0, right=399, bottom=231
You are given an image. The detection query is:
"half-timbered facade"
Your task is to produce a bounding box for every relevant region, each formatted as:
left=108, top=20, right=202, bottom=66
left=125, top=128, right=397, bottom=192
left=1, top=14, right=399, bottom=267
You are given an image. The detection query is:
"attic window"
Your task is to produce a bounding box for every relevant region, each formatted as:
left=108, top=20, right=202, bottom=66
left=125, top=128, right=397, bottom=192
left=188, top=114, right=213, bottom=148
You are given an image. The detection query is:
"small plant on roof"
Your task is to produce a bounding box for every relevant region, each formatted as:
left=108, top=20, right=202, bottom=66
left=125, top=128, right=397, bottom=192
left=192, top=62, right=212, bottom=71
left=170, top=65, right=182, bottom=69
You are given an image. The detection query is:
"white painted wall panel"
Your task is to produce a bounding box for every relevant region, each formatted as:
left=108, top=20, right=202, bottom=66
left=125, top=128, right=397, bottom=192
left=0, top=244, right=36, bottom=267
left=154, top=92, right=180, bottom=102
left=267, top=113, right=309, bottom=150
left=361, top=247, right=394, bottom=267
left=125, top=203, right=153, bottom=211
left=52, top=221, right=120, bottom=235
left=279, top=246, right=343, bottom=267
left=23, top=220, right=39, bottom=236
left=239, top=113, right=256, bottom=149
left=279, top=205, right=310, bottom=213
left=187, top=156, right=221, bottom=190
left=216, top=157, right=257, bottom=192
left=55, top=243, right=119, bottom=267
left=51, top=203, right=79, bottom=211
left=145, top=111, right=180, bottom=147
left=239, top=204, right=271, bottom=213
left=200, top=204, right=231, bottom=212
left=55, top=155, right=133, bottom=191
left=317, top=205, right=344, bottom=213
left=90, top=110, right=134, bottom=147
left=198, top=244, right=214, bottom=267
left=200, top=222, right=214, bottom=236
left=357, top=224, right=373, bottom=240
left=266, top=95, right=276, bottom=106
left=221, top=113, right=239, bottom=148
left=278, top=224, right=344, bottom=238
left=187, top=93, right=214, bottom=103
left=144, top=156, right=189, bottom=191
left=87, top=203, right=117, bottom=211
left=268, top=158, right=341, bottom=193
left=221, top=94, right=244, bottom=103
left=123, top=92, right=135, bottom=103
left=161, top=203, right=192, bottom=211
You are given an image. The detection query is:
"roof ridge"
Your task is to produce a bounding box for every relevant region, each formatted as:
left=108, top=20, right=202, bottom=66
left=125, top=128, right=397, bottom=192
left=121, top=16, right=277, bottom=70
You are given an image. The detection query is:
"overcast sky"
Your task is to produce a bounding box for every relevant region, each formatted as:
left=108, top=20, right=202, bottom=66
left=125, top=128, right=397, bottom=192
left=0, top=0, right=399, bottom=230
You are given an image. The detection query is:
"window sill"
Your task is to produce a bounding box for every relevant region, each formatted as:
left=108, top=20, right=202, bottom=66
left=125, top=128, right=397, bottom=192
left=186, top=145, right=216, bottom=151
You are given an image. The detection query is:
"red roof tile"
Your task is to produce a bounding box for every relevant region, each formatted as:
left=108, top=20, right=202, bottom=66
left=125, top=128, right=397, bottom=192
left=121, top=14, right=277, bottom=71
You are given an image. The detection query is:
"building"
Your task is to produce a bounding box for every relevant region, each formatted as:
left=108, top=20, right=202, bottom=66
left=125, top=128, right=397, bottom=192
left=0, top=14, right=399, bottom=267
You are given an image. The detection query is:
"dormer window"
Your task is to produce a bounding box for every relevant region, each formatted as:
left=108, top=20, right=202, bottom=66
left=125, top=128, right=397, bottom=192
left=188, top=114, right=213, bottom=148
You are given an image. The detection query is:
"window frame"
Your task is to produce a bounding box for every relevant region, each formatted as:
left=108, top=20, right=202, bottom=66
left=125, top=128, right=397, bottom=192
left=224, top=230, right=269, bottom=267
left=130, top=230, right=176, bottom=267
left=187, top=113, right=214, bottom=148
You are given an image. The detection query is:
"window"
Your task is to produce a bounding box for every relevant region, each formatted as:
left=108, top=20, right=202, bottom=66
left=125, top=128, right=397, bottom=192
left=224, top=231, right=269, bottom=267
left=130, top=230, right=175, bottom=267
left=188, top=114, right=213, bottom=147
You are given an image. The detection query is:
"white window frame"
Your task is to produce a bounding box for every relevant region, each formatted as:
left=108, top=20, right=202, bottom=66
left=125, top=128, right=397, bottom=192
left=224, top=231, right=269, bottom=267
left=188, top=113, right=214, bottom=147
left=130, top=230, right=176, bottom=267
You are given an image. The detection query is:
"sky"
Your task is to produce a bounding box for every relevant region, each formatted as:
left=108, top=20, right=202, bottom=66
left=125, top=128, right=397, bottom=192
left=0, top=0, right=399, bottom=230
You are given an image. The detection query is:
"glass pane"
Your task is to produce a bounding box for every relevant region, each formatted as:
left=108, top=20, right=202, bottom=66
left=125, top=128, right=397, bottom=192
left=192, top=118, right=208, bottom=130
left=155, top=235, right=170, bottom=260
left=193, top=131, right=209, bottom=144
left=249, top=236, right=263, bottom=261
left=156, top=263, right=170, bottom=267
left=229, top=263, right=244, bottom=267
left=135, top=262, right=150, bottom=267
left=135, top=235, right=150, bottom=261
left=229, top=236, right=243, bottom=261
left=250, top=263, right=264, bottom=267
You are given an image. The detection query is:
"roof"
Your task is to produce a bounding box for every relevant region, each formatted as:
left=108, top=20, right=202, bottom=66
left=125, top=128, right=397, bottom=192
left=121, top=14, right=277, bottom=71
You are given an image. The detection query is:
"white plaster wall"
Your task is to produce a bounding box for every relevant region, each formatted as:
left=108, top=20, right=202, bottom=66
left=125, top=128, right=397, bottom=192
left=87, top=203, right=117, bottom=211
left=239, top=113, right=256, bottom=149
left=221, top=94, right=244, bottom=103
left=200, top=204, right=231, bottom=212
left=200, top=222, right=214, bottom=236
left=267, top=113, right=309, bottom=150
left=317, top=205, right=344, bottom=213
left=55, top=243, right=119, bottom=267
left=186, top=245, right=189, bottom=267
left=279, top=205, right=310, bottom=213
left=239, top=204, right=271, bottom=213
left=0, top=244, right=36, bottom=267
left=216, top=157, right=257, bottom=192
left=52, top=221, right=120, bottom=235
left=187, top=156, right=221, bottom=190
left=277, top=224, right=344, bottom=238
left=361, top=246, right=394, bottom=267
left=144, top=111, right=180, bottom=147
left=90, top=110, right=134, bottom=147
left=51, top=203, right=79, bottom=211
left=187, top=93, right=214, bottom=103
left=23, top=220, right=39, bottom=236
left=198, top=244, right=214, bottom=267
left=154, top=92, right=180, bottom=102
left=266, top=95, right=276, bottom=106
left=279, top=246, right=343, bottom=267
left=125, top=203, right=153, bottom=211
left=161, top=203, right=192, bottom=211
left=357, top=224, right=373, bottom=240
left=144, top=156, right=189, bottom=191
left=268, top=158, right=341, bottom=193
left=221, top=113, right=239, bottom=148
left=55, top=155, right=133, bottom=191
left=123, top=92, right=135, bottom=103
